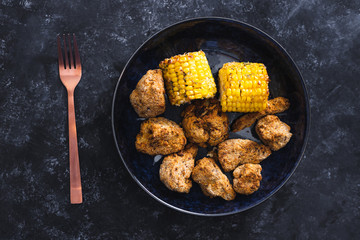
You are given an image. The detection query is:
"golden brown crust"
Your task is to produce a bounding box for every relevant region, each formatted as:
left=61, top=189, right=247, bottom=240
left=130, top=69, right=166, bottom=118
left=181, top=99, right=229, bottom=147
left=255, top=115, right=292, bottom=151
left=231, top=97, right=290, bottom=132
left=182, top=143, right=198, bottom=158
left=264, top=97, right=290, bottom=114
left=218, top=139, right=271, bottom=172
left=192, top=157, right=236, bottom=201
left=135, top=117, right=186, bottom=155
left=233, top=163, right=262, bottom=195
left=231, top=112, right=263, bottom=132
left=159, top=144, right=198, bottom=193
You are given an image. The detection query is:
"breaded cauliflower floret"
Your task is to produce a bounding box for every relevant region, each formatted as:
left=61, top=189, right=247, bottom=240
left=181, top=99, right=229, bottom=147
left=218, top=139, right=271, bottom=172
left=130, top=69, right=166, bottom=118
left=159, top=144, right=198, bottom=193
left=255, top=115, right=292, bottom=151
left=233, top=163, right=262, bottom=195
left=135, top=117, right=186, bottom=155
left=192, top=157, right=236, bottom=201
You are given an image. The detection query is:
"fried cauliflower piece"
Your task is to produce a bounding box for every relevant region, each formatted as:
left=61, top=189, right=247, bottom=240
left=218, top=139, right=271, bottom=172
left=159, top=144, right=198, bottom=193
left=233, top=163, right=262, bottom=195
left=135, top=117, right=186, bottom=155
left=130, top=69, right=166, bottom=118
left=231, top=97, right=290, bottom=132
left=192, top=157, right=236, bottom=201
left=181, top=99, right=229, bottom=147
left=255, top=115, right=292, bottom=151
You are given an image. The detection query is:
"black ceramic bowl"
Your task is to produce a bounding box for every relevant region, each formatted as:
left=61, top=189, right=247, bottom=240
left=112, top=17, right=309, bottom=216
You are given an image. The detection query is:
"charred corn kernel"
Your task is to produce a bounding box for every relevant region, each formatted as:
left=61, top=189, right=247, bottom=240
left=159, top=51, right=217, bottom=106
left=218, top=62, right=269, bottom=112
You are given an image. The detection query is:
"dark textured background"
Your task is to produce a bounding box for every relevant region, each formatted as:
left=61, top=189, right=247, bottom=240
left=1, top=0, right=359, bottom=239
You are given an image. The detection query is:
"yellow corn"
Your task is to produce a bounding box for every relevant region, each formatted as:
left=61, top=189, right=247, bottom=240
left=159, top=51, right=217, bottom=106
left=218, top=62, right=269, bottom=112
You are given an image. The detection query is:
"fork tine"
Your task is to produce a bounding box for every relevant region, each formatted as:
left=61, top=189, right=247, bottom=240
left=67, top=34, right=74, bottom=69
left=73, top=34, right=81, bottom=69
left=63, top=34, right=69, bottom=69
left=57, top=35, right=64, bottom=69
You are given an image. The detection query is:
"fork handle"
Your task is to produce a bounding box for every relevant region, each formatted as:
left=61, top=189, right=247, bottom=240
left=67, top=90, right=83, bottom=204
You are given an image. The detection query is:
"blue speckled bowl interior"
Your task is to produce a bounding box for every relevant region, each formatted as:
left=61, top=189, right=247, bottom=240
left=112, top=18, right=309, bottom=216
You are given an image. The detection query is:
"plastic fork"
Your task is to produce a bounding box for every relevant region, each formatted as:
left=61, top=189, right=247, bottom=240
left=57, top=34, right=82, bottom=204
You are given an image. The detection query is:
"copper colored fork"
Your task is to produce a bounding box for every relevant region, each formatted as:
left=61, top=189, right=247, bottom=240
left=57, top=34, right=82, bottom=204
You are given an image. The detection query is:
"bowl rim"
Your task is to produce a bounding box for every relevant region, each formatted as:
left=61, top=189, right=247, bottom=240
left=111, top=16, right=311, bottom=216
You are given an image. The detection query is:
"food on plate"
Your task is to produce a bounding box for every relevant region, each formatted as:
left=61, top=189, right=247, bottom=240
left=255, top=115, right=292, bottom=151
left=159, top=51, right=217, bottom=106
left=181, top=98, right=229, bottom=147
left=218, top=139, right=271, bottom=172
left=218, top=62, right=270, bottom=112
left=233, top=163, right=262, bottom=195
left=231, top=97, right=290, bottom=132
left=192, top=157, right=236, bottom=201
left=130, top=52, right=295, bottom=200
left=135, top=117, right=186, bottom=155
left=159, top=144, right=198, bottom=193
left=130, top=69, right=166, bottom=118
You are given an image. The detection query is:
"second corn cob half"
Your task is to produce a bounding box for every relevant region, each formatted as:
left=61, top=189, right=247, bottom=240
left=219, top=62, right=270, bottom=112
left=159, top=51, right=217, bottom=106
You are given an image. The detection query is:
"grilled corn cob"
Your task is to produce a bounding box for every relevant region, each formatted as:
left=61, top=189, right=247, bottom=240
left=219, top=62, right=269, bottom=112
left=159, top=51, right=217, bottom=106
